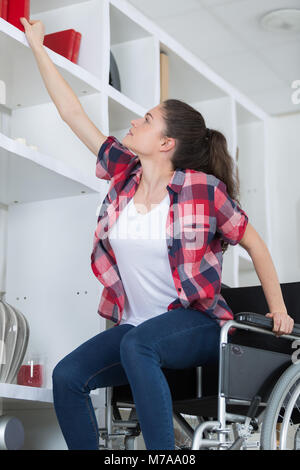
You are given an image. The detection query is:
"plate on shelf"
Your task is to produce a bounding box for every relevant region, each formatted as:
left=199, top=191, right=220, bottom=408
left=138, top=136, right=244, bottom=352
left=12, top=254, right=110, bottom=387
left=109, top=51, right=121, bottom=92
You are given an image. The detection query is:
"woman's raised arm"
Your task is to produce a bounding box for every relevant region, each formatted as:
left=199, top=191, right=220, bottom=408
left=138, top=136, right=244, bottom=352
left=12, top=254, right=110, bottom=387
left=20, top=17, right=107, bottom=156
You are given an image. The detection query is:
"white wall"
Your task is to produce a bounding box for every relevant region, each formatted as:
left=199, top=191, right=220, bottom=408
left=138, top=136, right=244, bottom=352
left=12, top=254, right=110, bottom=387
left=266, top=112, right=300, bottom=283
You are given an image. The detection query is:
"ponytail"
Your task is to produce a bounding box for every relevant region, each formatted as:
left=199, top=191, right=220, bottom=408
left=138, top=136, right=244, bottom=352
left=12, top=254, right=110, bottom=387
left=161, top=99, right=241, bottom=254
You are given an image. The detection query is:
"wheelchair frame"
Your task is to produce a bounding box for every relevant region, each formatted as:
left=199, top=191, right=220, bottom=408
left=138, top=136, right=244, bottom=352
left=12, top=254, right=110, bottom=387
left=99, top=319, right=300, bottom=451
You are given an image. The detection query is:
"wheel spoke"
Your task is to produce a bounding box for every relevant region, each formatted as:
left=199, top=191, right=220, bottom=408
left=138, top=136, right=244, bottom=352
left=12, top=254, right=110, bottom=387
left=279, top=383, right=300, bottom=449
left=261, top=367, right=300, bottom=450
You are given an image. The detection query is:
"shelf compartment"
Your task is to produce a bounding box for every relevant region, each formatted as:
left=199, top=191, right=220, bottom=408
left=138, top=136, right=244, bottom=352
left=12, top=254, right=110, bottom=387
left=0, top=383, right=102, bottom=411
left=108, top=87, right=145, bottom=139
left=160, top=42, right=227, bottom=104
left=236, top=101, right=266, bottom=126
left=193, top=96, right=236, bottom=157
left=110, top=4, right=159, bottom=109
left=110, top=2, right=152, bottom=45
left=0, top=17, right=102, bottom=109
left=5, top=193, right=107, bottom=389
left=0, top=132, right=101, bottom=205
left=30, top=0, right=92, bottom=15
left=30, top=0, right=106, bottom=82
left=238, top=245, right=253, bottom=271
left=237, top=120, right=269, bottom=244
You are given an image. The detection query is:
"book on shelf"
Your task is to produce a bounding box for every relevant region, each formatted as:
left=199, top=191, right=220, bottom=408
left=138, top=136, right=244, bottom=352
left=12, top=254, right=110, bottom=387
left=44, top=29, right=76, bottom=61
left=160, top=52, right=169, bottom=103
left=71, top=31, right=82, bottom=64
left=44, top=29, right=82, bottom=64
left=0, top=0, right=8, bottom=20
left=7, top=0, right=30, bottom=31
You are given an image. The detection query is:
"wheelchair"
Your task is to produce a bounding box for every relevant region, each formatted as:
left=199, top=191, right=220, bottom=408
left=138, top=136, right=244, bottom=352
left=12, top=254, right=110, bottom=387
left=98, top=281, right=300, bottom=450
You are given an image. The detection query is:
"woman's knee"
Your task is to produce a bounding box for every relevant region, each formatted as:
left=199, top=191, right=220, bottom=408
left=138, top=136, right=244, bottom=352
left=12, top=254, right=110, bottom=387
left=120, top=328, right=160, bottom=366
left=120, top=328, right=136, bottom=354
left=119, top=328, right=143, bottom=361
left=52, top=355, right=80, bottom=390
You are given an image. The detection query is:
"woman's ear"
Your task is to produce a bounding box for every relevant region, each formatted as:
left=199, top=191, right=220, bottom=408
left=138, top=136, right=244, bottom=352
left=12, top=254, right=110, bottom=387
left=161, top=136, right=176, bottom=152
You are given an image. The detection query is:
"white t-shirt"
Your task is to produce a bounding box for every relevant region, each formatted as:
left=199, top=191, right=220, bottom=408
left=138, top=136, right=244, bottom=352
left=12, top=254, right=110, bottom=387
left=108, top=193, right=178, bottom=326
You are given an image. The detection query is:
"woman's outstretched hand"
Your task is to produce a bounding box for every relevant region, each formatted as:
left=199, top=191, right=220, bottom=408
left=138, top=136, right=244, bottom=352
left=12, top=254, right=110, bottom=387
left=20, top=17, right=45, bottom=50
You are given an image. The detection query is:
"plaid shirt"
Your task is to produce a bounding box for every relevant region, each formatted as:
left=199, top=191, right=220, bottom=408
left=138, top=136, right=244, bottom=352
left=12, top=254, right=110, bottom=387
left=91, top=136, right=248, bottom=329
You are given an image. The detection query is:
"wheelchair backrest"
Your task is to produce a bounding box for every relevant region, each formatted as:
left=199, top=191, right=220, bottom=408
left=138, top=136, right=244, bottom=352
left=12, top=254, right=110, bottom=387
left=221, top=281, right=300, bottom=355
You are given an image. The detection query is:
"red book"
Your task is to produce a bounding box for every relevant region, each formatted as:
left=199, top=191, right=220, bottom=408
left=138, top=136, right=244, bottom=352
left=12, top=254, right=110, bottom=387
left=44, top=29, right=76, bottom=61
left=71, top=31, right=82, bottom=64
left=7, top=0, right=30, bottom=31
left=0, top=0, right=8, bottom=20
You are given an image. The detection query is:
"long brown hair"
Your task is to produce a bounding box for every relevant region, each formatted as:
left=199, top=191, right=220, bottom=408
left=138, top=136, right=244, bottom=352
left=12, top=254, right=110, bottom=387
left=161, top=98, right=241, bottom=254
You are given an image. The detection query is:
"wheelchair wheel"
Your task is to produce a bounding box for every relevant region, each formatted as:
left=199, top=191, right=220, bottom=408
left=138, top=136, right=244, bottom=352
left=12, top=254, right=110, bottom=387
left=261, top=363, right=300, bottom=450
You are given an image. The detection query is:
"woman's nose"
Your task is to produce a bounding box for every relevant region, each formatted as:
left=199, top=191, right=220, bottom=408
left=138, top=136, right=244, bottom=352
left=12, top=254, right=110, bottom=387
left=131, top=117, right=142, bottom=127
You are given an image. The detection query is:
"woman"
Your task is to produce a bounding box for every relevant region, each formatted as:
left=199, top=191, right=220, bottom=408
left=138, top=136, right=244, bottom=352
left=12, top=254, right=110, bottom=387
left=21, top=17, right=294, bottom=450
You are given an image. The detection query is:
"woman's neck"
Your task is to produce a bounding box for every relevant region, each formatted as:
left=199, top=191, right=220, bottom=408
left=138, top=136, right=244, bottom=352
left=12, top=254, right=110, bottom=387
left=139, top=170, right=174, bottom=198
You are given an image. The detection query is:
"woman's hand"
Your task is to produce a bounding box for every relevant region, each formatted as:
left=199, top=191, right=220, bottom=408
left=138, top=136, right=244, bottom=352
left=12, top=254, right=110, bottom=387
left=265, top=311, right=294, bottom=337
left=20, top=17, right=45, bottom=51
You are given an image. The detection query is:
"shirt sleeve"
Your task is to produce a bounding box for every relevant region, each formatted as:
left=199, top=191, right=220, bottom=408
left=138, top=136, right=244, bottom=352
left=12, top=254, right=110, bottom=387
left=214, top=179, right=249, bottom=246
left=96, top=135, right=138, bottom=180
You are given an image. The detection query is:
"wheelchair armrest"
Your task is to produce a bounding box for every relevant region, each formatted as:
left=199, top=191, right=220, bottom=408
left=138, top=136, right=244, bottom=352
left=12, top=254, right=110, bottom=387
left=234, top=312, right=300, bottom=337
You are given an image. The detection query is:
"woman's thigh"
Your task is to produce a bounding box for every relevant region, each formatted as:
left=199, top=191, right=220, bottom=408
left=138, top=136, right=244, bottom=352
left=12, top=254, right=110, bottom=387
left=121, top=308, right=221, bottom=370
left=53, top=323, right=134, bottom=391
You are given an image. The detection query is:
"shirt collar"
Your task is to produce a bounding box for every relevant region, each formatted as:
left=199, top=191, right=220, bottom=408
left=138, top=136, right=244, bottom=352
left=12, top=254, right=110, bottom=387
left=130, top=164, right=186, bottom=194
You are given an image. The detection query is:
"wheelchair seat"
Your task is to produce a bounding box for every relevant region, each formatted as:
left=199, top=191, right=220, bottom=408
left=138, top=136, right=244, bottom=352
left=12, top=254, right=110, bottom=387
left=106, top=281, right=300, bottom=450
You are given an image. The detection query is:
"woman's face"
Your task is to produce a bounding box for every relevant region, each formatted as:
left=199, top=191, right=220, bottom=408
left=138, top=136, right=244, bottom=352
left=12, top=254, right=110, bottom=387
left=122, top=104, right=171, bottom=159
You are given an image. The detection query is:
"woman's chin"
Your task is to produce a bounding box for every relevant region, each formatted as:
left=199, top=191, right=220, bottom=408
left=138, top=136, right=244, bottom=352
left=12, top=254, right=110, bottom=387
left=122, top=134, right=129, bottom=144
left=122, top=134, right=132, bottom=148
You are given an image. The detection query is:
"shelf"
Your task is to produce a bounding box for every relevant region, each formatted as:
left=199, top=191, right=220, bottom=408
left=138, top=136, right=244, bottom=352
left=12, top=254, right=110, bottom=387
left=110, top=3, right=152, bottom=45
left=236, top=101, right=266, bottom=126
left=108, top=85, right=145, bottom=116
left=111, top=0, right=269, bottom=122
left=0, top=383, right=102, bottom=411
left=110, top=4, right=159, bottom=109
left=30, top=0, right=92, bottom=15
left=238, top=246, right=254, bottom=271
left=194, top=96, right=235, bottom=157
left=0, top=132, right=102, bottom=205
left=160, top=42, right=226, bottom=104
left=0, top=18, right=102, bottom=109
left=108, top=85, right=145, bottom=133
left=237, top=120, right=268, bottom=244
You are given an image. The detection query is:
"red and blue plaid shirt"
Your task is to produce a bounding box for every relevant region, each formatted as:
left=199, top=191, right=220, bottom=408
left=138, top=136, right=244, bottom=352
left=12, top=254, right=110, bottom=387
left=91, top=136, right=248, bottom=329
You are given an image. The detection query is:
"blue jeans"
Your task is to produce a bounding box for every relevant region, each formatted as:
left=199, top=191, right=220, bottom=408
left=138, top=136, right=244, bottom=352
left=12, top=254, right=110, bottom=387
left=52, top=307, right=221, bottom=450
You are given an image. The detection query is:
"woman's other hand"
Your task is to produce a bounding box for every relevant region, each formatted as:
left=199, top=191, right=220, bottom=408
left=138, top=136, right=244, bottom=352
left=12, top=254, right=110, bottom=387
left=20, top=17, right=45, bottom=51
left=265, top=311, right=294, bottom=337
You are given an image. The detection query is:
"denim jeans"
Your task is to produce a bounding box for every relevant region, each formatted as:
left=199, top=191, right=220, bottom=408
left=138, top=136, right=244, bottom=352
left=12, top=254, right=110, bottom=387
left=52, top=307, right=221, bottom=450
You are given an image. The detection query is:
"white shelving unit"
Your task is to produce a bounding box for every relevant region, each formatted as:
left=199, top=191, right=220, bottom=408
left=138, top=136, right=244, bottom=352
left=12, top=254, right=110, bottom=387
left=0, top=383, right=102, bottom=411
left=0, top=0, right=270, bottom=433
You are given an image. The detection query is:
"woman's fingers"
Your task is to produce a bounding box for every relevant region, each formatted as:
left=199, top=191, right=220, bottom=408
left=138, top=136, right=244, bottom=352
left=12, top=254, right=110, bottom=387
left=266, top=312, right=294, bottom=336
left=20, top=17, right=41, bottom=28
left=28, top=19, right=41, bottom=25
left=20, top=17, right=45, bottom=49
